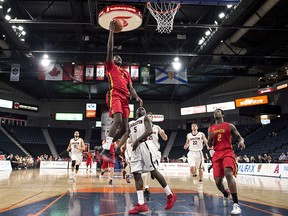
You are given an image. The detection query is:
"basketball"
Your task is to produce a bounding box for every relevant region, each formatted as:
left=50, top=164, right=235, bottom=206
left=112, top=19, right=124, bottom=33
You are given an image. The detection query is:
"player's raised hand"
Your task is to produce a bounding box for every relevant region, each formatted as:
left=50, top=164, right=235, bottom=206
left=109, top=20, right=116, bottom=31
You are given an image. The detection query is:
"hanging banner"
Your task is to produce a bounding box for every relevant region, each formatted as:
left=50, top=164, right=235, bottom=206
left=96, top=65, right=105, bottom=80
left=38, top=63, right=72, bottom=81
left=74, top=65, right=84, bottom=82
left=10, top=64, right=20, bottom=82
left=130, top=65, right=139, bottom=81
left=155, top=67, right=188, bottom=84
left=122, top=66, right=130, bottom=74
left=140, top=66, right=150, bottom=84
left=85, top=65, right=94, bottom=80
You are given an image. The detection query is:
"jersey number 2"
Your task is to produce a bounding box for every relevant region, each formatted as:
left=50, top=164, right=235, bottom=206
left=217, top=134, right=222, bottom=142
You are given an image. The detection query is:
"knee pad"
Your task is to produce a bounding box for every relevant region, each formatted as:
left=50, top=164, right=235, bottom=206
left=76, top=165, right=79, bottom=171
left=71, top=160, right=76, bottom=167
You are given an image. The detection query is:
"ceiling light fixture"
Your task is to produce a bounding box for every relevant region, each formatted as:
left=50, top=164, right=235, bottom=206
left=5, top=14, right=11, bottom=21
left=219, top=12, right=225, bottom=19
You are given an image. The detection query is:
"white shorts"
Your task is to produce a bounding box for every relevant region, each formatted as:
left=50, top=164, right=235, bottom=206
left=187, top=150, right=204, bottom=169
left=130, top=140, right=159, bottom=174
left=71, top=153, right=82, bottom=165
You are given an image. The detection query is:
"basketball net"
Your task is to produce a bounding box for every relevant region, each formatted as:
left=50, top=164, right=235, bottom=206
left=147, top=2, right=180, bottom=34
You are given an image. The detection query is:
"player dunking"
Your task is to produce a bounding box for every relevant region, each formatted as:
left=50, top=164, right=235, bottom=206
left=183, top=123, right=208, bottom=190
left=67, top=131, right=85, bottom=182
left=100, top=20, right=143, bottom=164
left=208, top=109, right=245, bottom=215
left=143, top=112, right=168, bottom=201
left=116, top=107, right=177, bottom=214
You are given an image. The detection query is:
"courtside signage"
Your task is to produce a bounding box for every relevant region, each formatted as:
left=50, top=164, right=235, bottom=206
left=206, top=101, right=235, bottom=112
left=13, top=102, right=38, bottom=112
left=55, top=113, right=83, bottom=121
left=257, top=87, right=274, bottom=94
left=235, top=95, right=268, bottom=107
left=86, top=103, right=96, bottom=118
left=0, top=99, right=13, bottom=109
left=152, top=114, right=164, bottom=122
left=181, top=105, right=206, bottom=115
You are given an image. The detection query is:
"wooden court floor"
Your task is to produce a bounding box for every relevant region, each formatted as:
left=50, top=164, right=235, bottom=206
left=0, top=168, right=287, bottom=216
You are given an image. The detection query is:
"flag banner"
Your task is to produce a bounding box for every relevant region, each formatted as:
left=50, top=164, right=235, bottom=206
left=10, top=64, right=20, bottom=81
left=74, top=65, right=84, bottom=82
left=140, top=67, right=150, bottom=84
left=96, top=65, right=105, bottom=80
left=38, top=63, right=72, bottom=81
left=123, top=66, right=130, bottom=74
left=85, top=65, right=94, bottom=80
left=155, top=67, right=188, bottom=84
left=130, top=65, right=139, bottom=81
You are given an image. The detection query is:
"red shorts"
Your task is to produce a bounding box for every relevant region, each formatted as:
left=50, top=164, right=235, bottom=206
left=86, top=159, right=92, bottom=166
left=212, top=150, right=237, bottom=178
left=106, top=91, right=130, bottom=118
left=101, top=161, right=115, bottom=169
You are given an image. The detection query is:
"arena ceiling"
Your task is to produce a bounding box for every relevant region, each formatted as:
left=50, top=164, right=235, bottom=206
left=0, top=0, right=288, bottom=102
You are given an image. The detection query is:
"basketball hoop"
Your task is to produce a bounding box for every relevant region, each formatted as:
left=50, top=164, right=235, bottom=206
left=147, top=2, right=180, bottom=34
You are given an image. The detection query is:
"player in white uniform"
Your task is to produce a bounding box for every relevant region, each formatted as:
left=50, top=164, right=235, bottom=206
left=116, top=107, right=177, bottom=214
left=184, top=124, right=208, bottom=190
left=67, top=131, right=85, bottom=182
left=143, top=112, right=168, bottom=201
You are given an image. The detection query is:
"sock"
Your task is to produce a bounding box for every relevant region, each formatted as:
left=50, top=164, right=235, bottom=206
left=223, top=189, right=229, bottom=198
left=164, top=185, right=172, bottom=196
left=103, top=137, right=113, bottom=150
left=137, top=190, right=145, bottom=205
left=231, top=193, right=238, bottom=203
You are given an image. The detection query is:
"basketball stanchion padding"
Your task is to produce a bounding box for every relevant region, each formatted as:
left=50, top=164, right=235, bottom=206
left=98, top=5, right=142, bottom=32
left=147, top=2, right=181, bottom=34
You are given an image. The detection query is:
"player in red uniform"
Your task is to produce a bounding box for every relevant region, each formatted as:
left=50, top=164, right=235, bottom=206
left=208, top=109, right=245, bottom=215
left=101, top=20, right=143, bottom=164
left=86, top=151, right=93, bottom=172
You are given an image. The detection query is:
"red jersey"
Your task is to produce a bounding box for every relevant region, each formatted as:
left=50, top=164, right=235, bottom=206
left=209, top=122, right=232, bottom=152
left=105, top=61, right=132, bottom=98
left=87, top=152, right=93, bottom=160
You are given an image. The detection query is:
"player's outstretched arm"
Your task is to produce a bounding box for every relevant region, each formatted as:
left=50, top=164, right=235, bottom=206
left=106, top=20, right=116, bottom=63
left=66, top=142, right=71, bottom=151
left=116, top=130, right=129, bottom=155
left=158, top=126, right=168, bottom=141
left=207, top=127, right=214, bottom=148
left=230, top=124, right=245, bottom=150
left=128, top=83, right=143, bottom=106
left=183, top=135, right=189, bottom=150
left=79, top=138, right=86, bottom=151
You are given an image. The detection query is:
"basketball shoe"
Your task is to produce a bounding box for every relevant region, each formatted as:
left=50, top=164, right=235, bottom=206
left=128, top=203, right=148, bottom=214
left=223, top=189, right=230, bottom=207
left=231, top=203, right=241, bottom=214
left=100, top=149, right=115, bottom=164
left=165, top=192, right=177, bottom=210
left=108, top=179, right=113, bottom=186
left=144, top=188, right=150, bottom=201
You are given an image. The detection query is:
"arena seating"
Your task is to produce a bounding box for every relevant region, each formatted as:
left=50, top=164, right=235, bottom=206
left=0, top=129, right=25, bottom=156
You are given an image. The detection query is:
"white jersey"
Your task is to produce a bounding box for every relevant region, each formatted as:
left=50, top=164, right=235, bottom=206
left=129, top=116, right=150, bottom=144
left=70, top=138, right=83, bottom=155
left=187, top=132, right=204, bottom=151
left=148, top=124, right=161, bottom=150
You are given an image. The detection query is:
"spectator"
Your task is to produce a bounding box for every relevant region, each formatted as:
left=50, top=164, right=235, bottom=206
left=279, top=153, right=286, bottom=161
left=267, top=155, right=273, bottom=163
left=243, top=155, right=249, bottom=163
left=250, top=156, right=255, bottom=163
left=178, top=155, right=187, bottom=163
